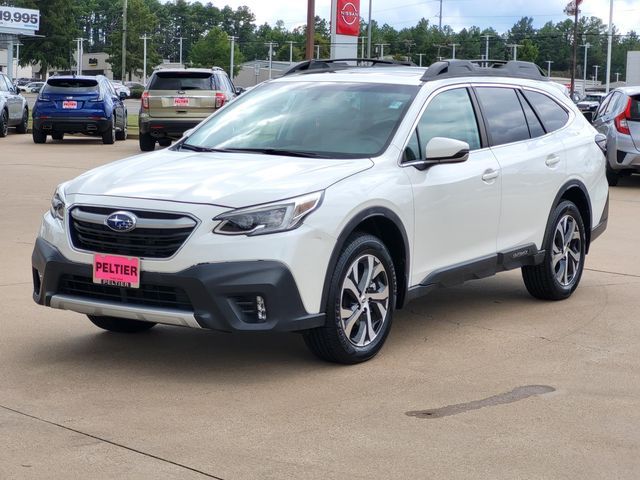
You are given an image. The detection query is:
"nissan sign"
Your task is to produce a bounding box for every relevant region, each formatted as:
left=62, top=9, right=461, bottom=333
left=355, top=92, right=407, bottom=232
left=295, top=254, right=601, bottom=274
left=336, top=0, right=360, bottom=37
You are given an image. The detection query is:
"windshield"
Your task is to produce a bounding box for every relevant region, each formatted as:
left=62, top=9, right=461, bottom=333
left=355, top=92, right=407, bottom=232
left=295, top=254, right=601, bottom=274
left=43, top=78, right=99, bottom=94
left=184, top=81, right=418, bottom=158
left=584, top=95, right=603, bottom=102
left=149, top=72, right=214, bottom=91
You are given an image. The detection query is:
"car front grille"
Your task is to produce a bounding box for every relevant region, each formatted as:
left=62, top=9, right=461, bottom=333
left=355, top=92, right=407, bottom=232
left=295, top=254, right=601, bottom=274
left=58, top=275, right=193, bottom=311
left=69, top=206, right=197, bottom=259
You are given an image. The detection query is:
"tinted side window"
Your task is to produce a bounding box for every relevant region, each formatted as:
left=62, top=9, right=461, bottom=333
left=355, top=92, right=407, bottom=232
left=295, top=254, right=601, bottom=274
left=404, top=130, right=421, bottom=161
left=475, top=87, right=529, bottom=146
left=417, top=88, right=481, bottom=151
left=517, top=90, right=546, bottom=138
left=522, top=90, right=569, bottom=133
left=595, top=93, right=613, bottom=119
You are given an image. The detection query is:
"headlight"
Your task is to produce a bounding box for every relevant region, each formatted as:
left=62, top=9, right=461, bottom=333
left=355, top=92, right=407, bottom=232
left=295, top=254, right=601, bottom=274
left=213, top=191, right=323, bottom=236
left=50, top=186, right=66, bottom=221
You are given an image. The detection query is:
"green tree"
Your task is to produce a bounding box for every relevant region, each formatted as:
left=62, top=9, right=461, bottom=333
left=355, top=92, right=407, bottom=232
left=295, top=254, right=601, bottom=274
left=519, top=39, right=539, bottom=62
left=190, top=27, right=244, bottom=76
left=10, top=0, right=82, bottom=76
left=105, top=0, right=160, bottom=80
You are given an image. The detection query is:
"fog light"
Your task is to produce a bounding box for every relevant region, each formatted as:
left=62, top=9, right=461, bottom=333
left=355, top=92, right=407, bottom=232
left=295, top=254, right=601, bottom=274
left=256, top=296, right=267, bottom=321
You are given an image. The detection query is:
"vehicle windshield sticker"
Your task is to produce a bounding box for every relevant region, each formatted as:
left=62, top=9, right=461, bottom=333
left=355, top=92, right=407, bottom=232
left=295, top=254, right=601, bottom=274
left=388, top=101, right=404, bottom=109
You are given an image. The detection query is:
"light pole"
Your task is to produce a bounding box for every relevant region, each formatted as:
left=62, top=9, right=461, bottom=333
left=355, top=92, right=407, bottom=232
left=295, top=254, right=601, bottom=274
left=482, top=34, right=492, bottom=66
left=580, top=42, right=590, bottom=94
left=374, top=43, right=389, bottom=59
left=287, top=41, right=294, bottom=63
left=121, top=0, right=127, bottom=81
left=615, top=72, right=621, bottom=83
left=545, top=60, right=554, bottom=77
left=506, top=43, right=522, bottom=61
left=14, top=42, right=22, bottom=79
left=140, top=34, right=151, bottom=85
left=228, top=36, right=237, bottom=79
left=367, top=0, right=372, bottom=58
left=605, top=0, right=614, bottom=92
left=265, top=42, right=277, bottom=79
left=593, top=64, right=600, bottom=85
left=417, top=53, right=425, bottom=67
left=449, top=43, right=459, bottom=59
left=438, top=0, right=443, bottom=31
left=177, top=36, right=185, bottom=65
left=75, top=38, right=86, bottom=75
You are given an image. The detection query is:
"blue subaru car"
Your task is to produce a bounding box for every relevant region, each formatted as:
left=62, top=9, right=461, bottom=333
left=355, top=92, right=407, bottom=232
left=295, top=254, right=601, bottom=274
left=32, top=75, right=127, bottom=144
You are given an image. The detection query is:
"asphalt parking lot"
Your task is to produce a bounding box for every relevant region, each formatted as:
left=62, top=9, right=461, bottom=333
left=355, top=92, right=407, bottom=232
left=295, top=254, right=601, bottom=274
left=2, top=133, right=640, bottom=479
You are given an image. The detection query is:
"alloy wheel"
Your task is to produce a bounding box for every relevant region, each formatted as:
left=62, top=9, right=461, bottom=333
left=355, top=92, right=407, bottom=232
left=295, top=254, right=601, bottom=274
left=340, top=254, right=390, bottom=347
left=552, top=214, right=582, bottom=287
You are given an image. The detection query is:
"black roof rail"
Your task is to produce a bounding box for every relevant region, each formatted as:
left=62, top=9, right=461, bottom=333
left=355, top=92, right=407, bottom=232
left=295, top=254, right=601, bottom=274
left=283, top=58, right=415, bottom=76
left=421, top=60, right=548, bottom=82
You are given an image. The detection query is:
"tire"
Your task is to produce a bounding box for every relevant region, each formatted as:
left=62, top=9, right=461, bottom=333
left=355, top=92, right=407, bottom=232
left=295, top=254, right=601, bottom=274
left=0, top=109, right=8, bottom=137
left=102, top=117, right=116, bottom=144
left=115, top=116, right=127, bottom=141
left=15, top=108, right=28, bottom=134
left=32, top=128, right=47, bottom=144
left=158, top=138, right=172, bottom=147
left=522, top=200, right=586, bottom=300
left=52, top=132, right=64, bottom=141
left=139, top=132, right=155, bottom=151
left=303, top=233, right=397, bottom=364
left=606, top=163, right=619, bottom=187
left=87, top=315, right=156, bottom=333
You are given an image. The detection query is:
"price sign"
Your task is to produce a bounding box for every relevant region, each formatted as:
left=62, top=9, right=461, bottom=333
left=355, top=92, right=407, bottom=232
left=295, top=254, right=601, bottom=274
left=0, top=6, right=40, bottom=32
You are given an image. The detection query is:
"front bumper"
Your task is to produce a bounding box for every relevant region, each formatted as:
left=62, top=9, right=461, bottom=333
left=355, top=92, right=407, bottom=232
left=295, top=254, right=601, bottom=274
left=32, top=237, right=325, bottom=332
left=33, top=116, right=110, bottom=134
left=139, top=117, right=202, bottom=139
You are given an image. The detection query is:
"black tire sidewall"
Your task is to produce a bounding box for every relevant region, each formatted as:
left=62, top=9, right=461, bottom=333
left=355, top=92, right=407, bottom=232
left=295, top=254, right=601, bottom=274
left=0, top=110, right=8, bottom=137
left=326, top=234, right=397, bottom=362
left=545, top=201, right=586, bottom=296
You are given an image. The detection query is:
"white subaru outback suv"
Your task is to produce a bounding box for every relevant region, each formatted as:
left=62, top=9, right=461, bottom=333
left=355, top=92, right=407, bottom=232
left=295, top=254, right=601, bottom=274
left=32, top=59, right=609, bottom=364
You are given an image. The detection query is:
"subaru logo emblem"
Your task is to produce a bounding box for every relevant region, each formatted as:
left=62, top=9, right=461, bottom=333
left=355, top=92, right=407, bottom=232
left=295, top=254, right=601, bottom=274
left=105, top=211, right=137, bottom=232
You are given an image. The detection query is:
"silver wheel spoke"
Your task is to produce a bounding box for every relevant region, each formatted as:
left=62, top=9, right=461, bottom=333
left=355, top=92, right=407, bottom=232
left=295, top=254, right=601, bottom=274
left=361, top=255, right=375, bottom=293
left=365, top=308, right=376, bottom=344
left=342, top=306, right=363, bottom=338
left=343, top=277, right=361, bottom=300
left=563, top=256, right=570, bottom=285
left=568, top=248, right=581, bottom=262
left=552, top=252, right=564, bottom=270
left=371, top=300, right=387, bottom=320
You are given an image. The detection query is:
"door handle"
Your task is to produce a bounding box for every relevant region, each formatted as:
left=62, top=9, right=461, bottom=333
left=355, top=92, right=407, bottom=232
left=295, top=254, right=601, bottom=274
left=545, top=154, right=561, bottom=167
left=481, top=169, right=499, bottom=182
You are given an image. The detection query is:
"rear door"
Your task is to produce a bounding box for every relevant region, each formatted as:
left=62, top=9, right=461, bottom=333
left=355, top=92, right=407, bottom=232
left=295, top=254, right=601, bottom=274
left=0, top=74, right=21, bottom=121
left=147, top=72, right=217, bottom=118
left=474, top=86, right=570, bottom=252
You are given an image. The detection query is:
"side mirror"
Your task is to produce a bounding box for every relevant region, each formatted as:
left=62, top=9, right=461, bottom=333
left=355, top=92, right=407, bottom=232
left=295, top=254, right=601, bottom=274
left=235, top=86, right=245, bottom=95
left=594, top=133, right=607, bottom=154
left=404, top=137, right=469, bottom=170
left=119, top=91, right=128, bottom=99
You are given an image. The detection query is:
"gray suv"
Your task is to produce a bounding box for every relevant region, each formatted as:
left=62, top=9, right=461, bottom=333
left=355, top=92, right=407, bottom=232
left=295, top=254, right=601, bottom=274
left=138, top=67, right=238, bottom=151
left=592, top=87, right=640, bottom=186
left=0, top=72, right=29, bottom=137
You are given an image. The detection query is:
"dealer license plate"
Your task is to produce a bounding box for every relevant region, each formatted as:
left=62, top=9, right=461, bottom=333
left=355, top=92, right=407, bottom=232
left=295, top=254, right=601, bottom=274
left=174, top=97, right=190, bottom=107
left=62, top=100, right=78, bottom=109
left=93, top=254, right=140, bottom=289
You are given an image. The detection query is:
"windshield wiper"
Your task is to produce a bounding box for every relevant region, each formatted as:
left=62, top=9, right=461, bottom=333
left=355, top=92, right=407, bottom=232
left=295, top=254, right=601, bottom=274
left=179, top=143, right=219, bottom=153
left=219, top=148, right=327, bottom=158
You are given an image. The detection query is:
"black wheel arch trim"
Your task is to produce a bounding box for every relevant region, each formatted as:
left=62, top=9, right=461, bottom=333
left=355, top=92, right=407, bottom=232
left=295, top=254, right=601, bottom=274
left=545, top=179, right=595, bottom=254
left=319, top=207, right=411, bottom=313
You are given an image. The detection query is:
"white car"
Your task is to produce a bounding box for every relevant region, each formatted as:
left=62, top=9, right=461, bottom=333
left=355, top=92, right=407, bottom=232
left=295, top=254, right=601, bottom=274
left=32, top=60, right=609, bottom=363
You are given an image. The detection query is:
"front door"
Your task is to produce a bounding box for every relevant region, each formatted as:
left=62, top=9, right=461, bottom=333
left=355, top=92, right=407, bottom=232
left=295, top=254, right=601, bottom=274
left=402, top=87, right=501, bottom=286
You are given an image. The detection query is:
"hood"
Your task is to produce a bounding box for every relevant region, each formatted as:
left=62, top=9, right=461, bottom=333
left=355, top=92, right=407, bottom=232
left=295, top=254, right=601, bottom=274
left=65, top=149, right=373, bottom=208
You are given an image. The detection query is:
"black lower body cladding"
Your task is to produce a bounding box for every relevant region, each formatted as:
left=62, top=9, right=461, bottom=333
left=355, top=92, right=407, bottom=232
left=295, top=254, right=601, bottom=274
left=32, top=237, right=324, bottom=332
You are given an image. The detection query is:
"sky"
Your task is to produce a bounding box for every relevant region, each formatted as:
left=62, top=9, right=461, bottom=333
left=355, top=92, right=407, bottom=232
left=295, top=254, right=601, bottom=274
left=208, top=0, right=640, bottom=35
